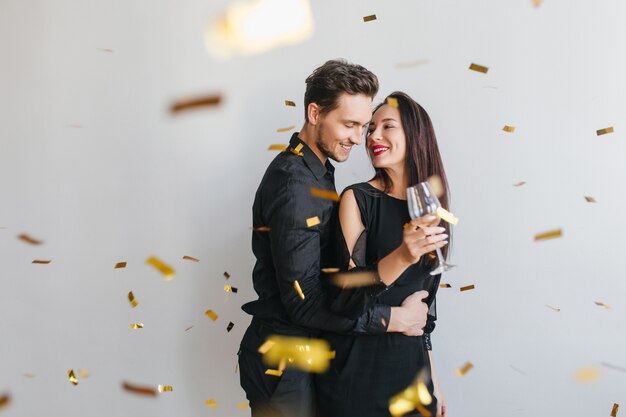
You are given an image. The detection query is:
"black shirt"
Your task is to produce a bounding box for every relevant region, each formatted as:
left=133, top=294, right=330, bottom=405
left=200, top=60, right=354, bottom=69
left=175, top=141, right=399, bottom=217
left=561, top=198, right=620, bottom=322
left=241, top=133, right=390, bottom=337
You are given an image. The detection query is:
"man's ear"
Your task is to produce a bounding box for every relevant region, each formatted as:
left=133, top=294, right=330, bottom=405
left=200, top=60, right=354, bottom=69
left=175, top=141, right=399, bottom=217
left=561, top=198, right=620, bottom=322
left=307, top=102, right=321, bottom=126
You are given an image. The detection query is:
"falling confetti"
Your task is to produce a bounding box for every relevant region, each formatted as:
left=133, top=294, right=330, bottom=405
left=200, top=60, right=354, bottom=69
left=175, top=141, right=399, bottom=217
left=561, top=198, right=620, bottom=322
left=596, top=127, right=614, bottom=136
left=122, top=381, right=157, bottom=397
left=223, top=272, right=231, bottom=279
left=594, top=301, right=611, bottom=309
left=78, top=369, right=90, bottom=378
left=146, top=256, right=175, bottom=280
left=18, top=234, right=43, bottom=245
left=258, top=340, right=276, bottom=354
left=290, top=143, right=304, bottom=156
left=306, top=216, right=320, bottom=227
left=584, top=196, right=596, bottom=203
left=575, top=367, right=601, bottom=382
left=509, top=365, right=526, bottom=375
left=115, top=262, right=127, bottom=269
left=310, top=187, right=340, bottom=202
left=387, top=97, right=399, bottom=108
left=436, top=207, right=458, bottom=225
left=601, top=362, right=626, bottom=373
left=531, top=0, right=543, bottom=7
left=261, top=335, right=334, bottom=373
left=277, top=125, right=296, bottom=133
left=363, top=14, right=377, bottom=22
left=460, top=285, right=475, bottom=292
left=252, top=226, right=271, bottom=232
left=293, top=280, right=305, bottom=300
left=238, top=402, right=250, bottom=409
left=224, top=285, right=238, bottom=293
left=534, top=229, right=562, bottom=241
left=469, top=63, right=489, bottom=74
left=456, top=362, right=474, bottom=376
left=205, top=399, right=219, bottom=407
left=265, top=369, right=283, bottom=377
left=268, top=144, right=287, bottom=151
left=227, top=322, right=234, bottom=332
left=0, top=393, right=10, bottom=409
left=513, top=181, right=526, bottom=187
left=98, top=48, right=114, bottom=53
left=439, top=283, right=452, bottom=289
left=183, top=255, right=199, bottom=262
left=321, top=267, right=340, bottom=273
left=158, top=385, right=173, bottom=393
left=22, top=373, right=35, bottom=378
left=285, top=100, right=296, bottom=107
left=611, top=403, right=620, bottom=417
left=503, top=125, right=516, bottom=133
left=170, top=94, right=222, bottom=114
left=331, top=271, right=380, bottom=288
left=68, top=369, right=78, bottom=385
left=128, top=291, right=138, bottom=308
left=205, top=310, right=218, bottom=321
left=32, top=260, right=51, bottom=264
left=130, top=323, right=144, bottom=329
left=389, top=380, right=432, bottom=417
left=545, top=304, right=561, bottom=312
left=184, top=326, right=194, bottom=332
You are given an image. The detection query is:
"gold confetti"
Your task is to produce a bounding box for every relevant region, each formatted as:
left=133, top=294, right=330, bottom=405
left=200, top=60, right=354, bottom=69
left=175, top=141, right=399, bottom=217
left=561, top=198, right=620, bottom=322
left=285, top=100, right=296, bottom=107
left=436, top=207, right=458, bottom=225
left=395, top=59, right=430, bottom=69
left=258, top=340, right=276, bottom=354
left=205, top=399, right=219, bottom=407
left=386, top=97, right=399, bottom=108
left=0, top=393, right=11, bottom=409
left=268, top=144, right=287, bottom=151
left=22, top=373, right=35, bottom=378
left=227, top=322, right=234, bottom=332
left=363, top=14, right=377, bottom=22
left=427, top=175, right=444, bottom=198
left=223, top=271, right=230, bottom=279
left=78, top=369, right=90, bottom=378
left=183, top=255, right=199, bottom=262
left=98, top=48, right=114, bottom=53
left=331, top=271, right=380, bottom=288
left=130, top=323, right=144, bottom=329
left=469, top=63, right=489, bottom=74
left=146, top=256, right=175, bottom=280
left=294, top=280, right=305, bottom=300
left=238, top=402, right=250, bottom=409
left=611, top=403, right=620, bottom=417
left=456, top=362, right=474, bottom=376
left=306, top=216, right=320, bottom=227
left=534, top=229, right=562, bottom=241
left=460, top=285, right=475, bottom=292
left=439, top=283, right=452, bottom=288
left=32, top=260, right=51, bottom=264
left=584, top=196, right=596, bottom=203
left=205, top=309, right=218, bottom=321
left=575, top=367, right=601, bottom=382
left=115, top=262, right=127, bottom=269
left=513, top=181, right=526, bottom=187
left=290, top=143, right=304, bottom=156
left=545, top=304, right=561, bottom=312
left=381, top=317, right=387, bottom=327
left=224, top=285, right=238, bottom=293
left=321, top=267, right=340, bottom=273
left=253, top=226, right=271, bottom=232
left=595, top=301, right=611, bottom=309
left=596, top=127, right=614, bottom=136
left=310, top=187, right=340, bottom=202
left=68, top=369, right=78, bottom=385
left=277, top=125, right=296, bottom=133
left=265, top=369, right=283, bottom=377
left=122, top=381, right=157, bottom=397
left=389, top=376, right=433, bottom=417
left=531, top=0, right=542, bottom=7
left=18, top=233, right=43, bottom=245
left=170, top=94, right=222, bottom=114
left=128, top=291, right=138, bottom=308
left=261, top=335, right=333, bottom=373
left=158, top=385, right=173, bottom=393
left=503, top=125, right=516, bottom=133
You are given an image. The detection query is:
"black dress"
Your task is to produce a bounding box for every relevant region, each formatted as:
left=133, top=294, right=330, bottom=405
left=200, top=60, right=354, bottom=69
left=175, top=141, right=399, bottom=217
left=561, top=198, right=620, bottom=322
left=316, top=183, right=441, bottom=417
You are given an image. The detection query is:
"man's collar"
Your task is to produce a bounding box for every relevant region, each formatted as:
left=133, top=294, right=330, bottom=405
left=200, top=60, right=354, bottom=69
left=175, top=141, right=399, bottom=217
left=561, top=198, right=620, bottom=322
left=288, top=133, right=335, bottom=180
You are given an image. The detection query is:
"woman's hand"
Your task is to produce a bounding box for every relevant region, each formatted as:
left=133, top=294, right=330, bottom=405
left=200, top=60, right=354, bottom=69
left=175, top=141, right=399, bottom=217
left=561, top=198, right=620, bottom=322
left=398, top=215, right=448, bottom=265
left=435, top=389, right=448, bottom=417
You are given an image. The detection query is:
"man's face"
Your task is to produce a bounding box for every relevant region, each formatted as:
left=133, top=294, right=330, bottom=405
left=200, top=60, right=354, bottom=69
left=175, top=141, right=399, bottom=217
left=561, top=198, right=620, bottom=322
left=314, top=93, right=373, bottom=163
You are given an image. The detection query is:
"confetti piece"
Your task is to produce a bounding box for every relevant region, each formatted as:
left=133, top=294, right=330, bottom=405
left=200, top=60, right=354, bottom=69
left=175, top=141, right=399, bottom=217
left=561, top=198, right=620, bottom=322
left=265, top=369, right=283, bottom=377
left=258, top=340, right=277, bottom=354
left=456, top=362, right=474, bottom=376
left=503, top=125, right=516, bottom=133
left=78, top=369, right=90, bottom=378
left=227, top=322, right=234, bottom=332
left=427, top=175, right=444, bottom=198
left=306, top=216, right=320, bottom=227
left=170, top=94, right=222, bottom=114
left=460, top=285, right=475, bottom=292
left=321, top=267, right=340, bottom=273
left=223, top=272, right=230, bottom=279
left=509, top=365, right=526, bottom=375
left=545, top=304, right=561, bottom=312
left=595, top=301, right=611, bottom=309
left=386, top=97, right=399, bottom=108
left=183, top=255, right=199, bottom=262
left=122, top=381, right=157, bottom=397
left=32, top=260, right=51, bottom=264
left=98, top=48, right=114, bottom=53
left=224, top=285, right=238, bottom=293
left=184, top=325, right=194, bottom=331
left=575, top=367, right=601, bottom=382
left=146, top=256, right=175, bottom=280
left=584, top=196, right=596, bottom=203
left=205, top=399, right=218, bottom=407
left=427, top=252, right=437, bottom=260
left=290, top=143, right=304, bottom=156
left=205, top=309, right=218, bottom=321
left=128, top=291, right=138, bottom=308
left=469, top=63, right=489, bottom=74
left=268, top=144, right=287, bottom=151
left=395, top=59, right=429, bottom=69
left=261, top=335, right=333, bottom=373
left=253, top=226, right=271, bottom=232
left=158, top=385, right=173, bottom=393
left=389, top=375, right=433, bottom=417
left=294, top=280, right=305, bottom=300
left=513, top=181, right=526, bottom=187
left=68, top=369, right=78, bottom=385
left=277, top=125, right=296, bottom=133
left=436, top=207, right=458, bottom=225
left=18, top=233, right=43, bottom=245
left=285, top=100, right=296, bottom=107
left=439, top=283, right=452, bottom=288
left=130, top=323, right=144, bottom=329
left=381, top=317, right=387, bottom=327
left=534, top=229, right=562, bottom=241
left=601, top=362, right=626, bottom=373
left=0, top=393, right=10, bottom=409
left=611, top=403, right=620, bottom=417
left=331, top=271, right=380, bottom=288
left=115, top=262, right=127, bottom=269
left=363, top=14, right=377, bottom=22
left=532, top=0, right=542, bottom=7
left=22, top=373, right=35, bottom=378
left=238, top=402, right=250, bottom=409
left=596, top=127, right=614, bottom=136
left=310, top=187, right=340, bottom=202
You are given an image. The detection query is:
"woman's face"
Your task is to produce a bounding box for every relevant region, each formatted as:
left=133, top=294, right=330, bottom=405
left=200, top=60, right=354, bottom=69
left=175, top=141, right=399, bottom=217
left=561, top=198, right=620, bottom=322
left=366, top=103, right=407, bottom=170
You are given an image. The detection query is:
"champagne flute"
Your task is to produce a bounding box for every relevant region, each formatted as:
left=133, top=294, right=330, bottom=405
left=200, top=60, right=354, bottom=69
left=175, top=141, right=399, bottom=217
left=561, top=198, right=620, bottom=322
left=406, top=181, right=454, bottom=275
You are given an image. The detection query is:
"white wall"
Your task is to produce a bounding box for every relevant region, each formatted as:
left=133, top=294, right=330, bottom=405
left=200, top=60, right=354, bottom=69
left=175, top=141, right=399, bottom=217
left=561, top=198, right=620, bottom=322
left=1, top=0, right=625, bottom=416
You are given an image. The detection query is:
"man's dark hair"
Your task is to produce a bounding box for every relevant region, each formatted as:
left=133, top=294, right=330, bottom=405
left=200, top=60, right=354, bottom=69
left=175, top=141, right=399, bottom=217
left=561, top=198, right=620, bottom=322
left=304, top=59, right=379, bottom=122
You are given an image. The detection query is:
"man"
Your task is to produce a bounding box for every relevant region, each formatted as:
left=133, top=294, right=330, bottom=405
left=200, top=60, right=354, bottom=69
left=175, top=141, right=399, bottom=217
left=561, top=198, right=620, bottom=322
left=238, top=59, right=431, bottom=417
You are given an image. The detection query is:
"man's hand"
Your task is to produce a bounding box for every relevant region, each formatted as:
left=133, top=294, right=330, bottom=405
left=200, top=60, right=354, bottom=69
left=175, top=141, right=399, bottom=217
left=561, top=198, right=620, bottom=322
left=387, top=290, right=429, bottom=335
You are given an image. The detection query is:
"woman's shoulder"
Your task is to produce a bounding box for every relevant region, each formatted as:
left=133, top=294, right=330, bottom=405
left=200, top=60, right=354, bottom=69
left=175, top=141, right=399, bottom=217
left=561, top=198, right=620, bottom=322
left=342, top=181, right=378, bottom=195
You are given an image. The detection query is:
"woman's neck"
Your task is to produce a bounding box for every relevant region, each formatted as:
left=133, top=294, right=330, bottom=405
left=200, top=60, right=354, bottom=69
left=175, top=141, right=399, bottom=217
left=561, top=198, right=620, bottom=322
left=377, top=166, right=409, bottom=199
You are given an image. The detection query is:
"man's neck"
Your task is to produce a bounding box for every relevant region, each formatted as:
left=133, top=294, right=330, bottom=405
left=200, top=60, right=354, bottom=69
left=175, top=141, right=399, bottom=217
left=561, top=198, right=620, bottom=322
left=298, top=123, right=327, bottom=165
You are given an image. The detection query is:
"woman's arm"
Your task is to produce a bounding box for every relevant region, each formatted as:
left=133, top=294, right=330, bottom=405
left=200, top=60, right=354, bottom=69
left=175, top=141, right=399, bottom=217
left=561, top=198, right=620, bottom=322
left=428, top=350, right=448, bottom=417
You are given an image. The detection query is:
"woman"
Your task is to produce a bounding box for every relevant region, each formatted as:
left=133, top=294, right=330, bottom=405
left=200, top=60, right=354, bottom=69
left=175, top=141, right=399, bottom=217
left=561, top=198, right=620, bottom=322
left=316, top=91, right=451, bottom=417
